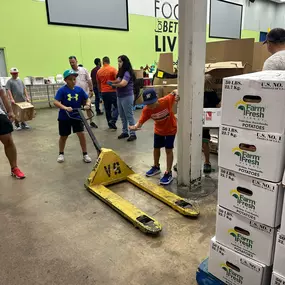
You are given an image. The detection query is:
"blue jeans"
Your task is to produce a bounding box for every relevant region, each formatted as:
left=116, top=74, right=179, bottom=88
left=117, top=95, right=136, bottom=136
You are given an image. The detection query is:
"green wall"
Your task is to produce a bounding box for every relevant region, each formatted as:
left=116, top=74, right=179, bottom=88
left=0, top=0, right=260, bottom=78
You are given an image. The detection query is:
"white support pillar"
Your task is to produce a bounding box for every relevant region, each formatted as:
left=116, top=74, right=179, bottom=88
left=177, top=0, right=207, bottom=188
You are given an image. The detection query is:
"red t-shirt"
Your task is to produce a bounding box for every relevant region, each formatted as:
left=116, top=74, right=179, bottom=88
left=139, top=94, right=177, bottom=136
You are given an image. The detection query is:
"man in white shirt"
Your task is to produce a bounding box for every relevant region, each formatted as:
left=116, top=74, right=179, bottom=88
left=0, top=83, right=25, bottom=179
left=263, top=28, right=285, bottom=70
left=69, top=56, right=98, bottom=128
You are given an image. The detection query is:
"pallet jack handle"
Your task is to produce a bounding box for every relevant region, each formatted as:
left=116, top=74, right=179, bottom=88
left=66, top=108, right=102, bottom=155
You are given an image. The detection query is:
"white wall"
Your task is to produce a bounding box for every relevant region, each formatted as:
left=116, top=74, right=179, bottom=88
left=275, top=5, right=285, bottom=28
left=128, top=0, right=178, bottom=19
left=128, top=0, right=285, bottom=31
left=243, top=0, right=276, bottom=31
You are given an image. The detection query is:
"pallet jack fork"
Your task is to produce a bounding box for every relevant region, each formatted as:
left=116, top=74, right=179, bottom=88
left=76, top=108, right=199, bottom=235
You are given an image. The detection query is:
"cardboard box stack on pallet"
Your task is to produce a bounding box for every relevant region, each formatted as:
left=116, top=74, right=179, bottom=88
left=271, top=174, right=285, bottom=284
left=208, top=70, right=285, bottom=285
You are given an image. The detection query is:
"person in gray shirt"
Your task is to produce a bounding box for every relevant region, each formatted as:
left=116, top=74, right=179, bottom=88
left=6, top=67, right=31, bottom=130
left=263, top=28, right=285, bottom=71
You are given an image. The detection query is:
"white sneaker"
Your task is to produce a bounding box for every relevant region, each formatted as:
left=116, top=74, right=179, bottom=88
left=57, top=154, right=65, bottom=163
left=83, top=154, right=92, bottom=163
left=14, top=124, right=21, bottom=131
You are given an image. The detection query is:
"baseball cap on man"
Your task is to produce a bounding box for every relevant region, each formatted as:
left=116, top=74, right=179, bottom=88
left=143, top=88, right=158, bottom=105
left=10, top=67, right=19, bottom=74
left=63, top=69, right=78, bottom=79
left=263, top=28, right=285, bottom=44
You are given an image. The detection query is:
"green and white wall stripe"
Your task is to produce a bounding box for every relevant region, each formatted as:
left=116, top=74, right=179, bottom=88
left=0, top=0, right=282, bottom=78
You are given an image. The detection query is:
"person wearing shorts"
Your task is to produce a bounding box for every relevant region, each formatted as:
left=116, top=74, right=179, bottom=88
left=203, top=74, right=221, bottom=173
left=69, top=56, right=98, bottom=129
left=54, top=69, right=92, bottom=164
left=6, top=67, right=31, bottom=130
left=0, top=83, right=25, bottom=179
left=130, top=88, right=179, bottom=185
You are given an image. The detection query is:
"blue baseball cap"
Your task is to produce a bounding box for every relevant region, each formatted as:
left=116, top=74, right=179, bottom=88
left=63, top=69, right=78, bottom=79
left=143, top=88, right=158, bottom=105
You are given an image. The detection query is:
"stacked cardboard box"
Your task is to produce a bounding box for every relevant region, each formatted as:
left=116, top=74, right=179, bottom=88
left=208, top=71, right=285, bottom=285
left=271, top=185, right=285, bottom=284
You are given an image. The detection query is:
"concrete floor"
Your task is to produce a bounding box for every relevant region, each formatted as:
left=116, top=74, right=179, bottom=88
left=0, top=108, right=218, bottom=285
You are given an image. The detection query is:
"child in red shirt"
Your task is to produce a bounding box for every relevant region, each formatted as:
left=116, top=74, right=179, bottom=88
left=130, top=88, right=179, bottom=185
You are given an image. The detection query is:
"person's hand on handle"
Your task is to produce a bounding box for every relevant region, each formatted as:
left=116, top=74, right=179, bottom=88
left=11, top=99, right=15, bottom=105
left=172, top=89, right=180, bottom=102
left=84, top=104, right=91, bottom=110
left=65, top=107, right=73, bottom=112
left=8, top=111, right=15, bottom=122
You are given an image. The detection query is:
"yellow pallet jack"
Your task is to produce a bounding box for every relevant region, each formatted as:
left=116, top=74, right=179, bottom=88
left=74, top=108, right=199, bottom=235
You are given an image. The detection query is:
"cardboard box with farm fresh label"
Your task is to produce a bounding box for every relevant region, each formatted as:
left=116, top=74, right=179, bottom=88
left=218, top=126, right=285, bottom=182
left=221, top=71, right=285, bottom=133
left=218, top=168, right=284, bottom=227
left=216, top=206, right=276, bottom=266
left=273, top=232, right=285, bottom=277
left=208, top=237, right=271, bottom=285
left=271, top=272, right=285, bottom=285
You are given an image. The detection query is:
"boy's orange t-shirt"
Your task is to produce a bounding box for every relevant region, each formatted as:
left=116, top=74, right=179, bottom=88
left=139, top=94, right=177, bottom=136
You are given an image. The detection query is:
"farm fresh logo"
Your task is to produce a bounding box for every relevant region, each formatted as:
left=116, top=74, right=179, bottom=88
left=230, top=190, right=256, bottom=210
left=228, top=229, right=253, bottom=249
left=232, top=147, right=260, bottom=166
left=235, top=100, right=265, bottom=119
left=221, top=263, right=244, bottom=284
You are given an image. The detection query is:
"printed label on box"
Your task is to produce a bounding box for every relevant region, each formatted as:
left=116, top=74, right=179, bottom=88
left=203, top=108, right=222, bottom=128
left=216, top=206, right=276, bottom=266
left=273, top=232, right=285, bottom=277
left=209, top=237, right=271, bottom=285
left=271, top=272, right=285, bottom=285
left=222, top=71, right=285, bottom=133
left=219, top=126, right=285, bottom=182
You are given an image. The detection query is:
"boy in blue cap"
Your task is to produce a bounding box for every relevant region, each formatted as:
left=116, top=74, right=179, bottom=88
left=130, top=88, right=179, bottom=185
left=54, top=69, right=92, bottom=164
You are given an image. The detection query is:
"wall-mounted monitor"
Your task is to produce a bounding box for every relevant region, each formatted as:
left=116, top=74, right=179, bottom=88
left=46, top=0, right=129, bottom=31
left=209, top=0, right=243, bottom=39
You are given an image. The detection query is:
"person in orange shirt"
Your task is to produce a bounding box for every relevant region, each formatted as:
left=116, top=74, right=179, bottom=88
left=130, top=88, right=179, bottom=185
left=96, top=57, right=118, bottom=129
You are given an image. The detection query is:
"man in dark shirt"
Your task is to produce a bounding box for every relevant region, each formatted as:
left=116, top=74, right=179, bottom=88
left=91, top=58, right=103, bottom=115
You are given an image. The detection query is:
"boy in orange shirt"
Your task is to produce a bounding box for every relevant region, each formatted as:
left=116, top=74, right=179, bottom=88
left=130, top=88, right=179, bottom=185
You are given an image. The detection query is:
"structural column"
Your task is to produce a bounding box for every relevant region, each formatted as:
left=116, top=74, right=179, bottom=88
left=177, top=0, right=207, bottom=187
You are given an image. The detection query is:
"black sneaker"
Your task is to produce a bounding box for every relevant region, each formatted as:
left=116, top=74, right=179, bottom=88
left=21, top=122, right=30, bottom=129
left=127, top=135, right=137, bottom=142
left=90, top=122, right=98, bottom=129
left=96, top=111, right=104, bottom=116
left=203, top=164, right=212, bottom=174
left=118, top=133, right=129, bottom=139
left=173, top=164, right=177, bottom=172
left=108, top=122, right=117, bottom=130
